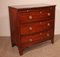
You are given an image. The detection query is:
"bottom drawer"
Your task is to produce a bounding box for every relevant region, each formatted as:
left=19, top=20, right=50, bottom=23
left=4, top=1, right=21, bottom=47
left=21, top=29, right=54, bottom=45
left=21, top=29, right=54, bottom=48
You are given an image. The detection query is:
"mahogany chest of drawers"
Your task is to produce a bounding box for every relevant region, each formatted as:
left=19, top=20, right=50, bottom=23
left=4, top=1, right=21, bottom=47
left=8, top=4, right=56, bottom=55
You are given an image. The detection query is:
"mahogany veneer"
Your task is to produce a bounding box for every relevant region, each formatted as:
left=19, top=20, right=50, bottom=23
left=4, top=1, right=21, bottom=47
left=8, top=4, right=56, bottom=56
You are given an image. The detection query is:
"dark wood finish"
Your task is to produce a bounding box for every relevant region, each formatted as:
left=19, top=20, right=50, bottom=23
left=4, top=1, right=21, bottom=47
left=20, top=20, right=54, bottom=35
left=21, top=29, right=54, bottom=44
left=8, top=4, right=56, bottom=56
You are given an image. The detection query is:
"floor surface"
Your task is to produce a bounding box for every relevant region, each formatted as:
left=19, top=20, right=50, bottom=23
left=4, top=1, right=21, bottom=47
left=0, top=35, right=60, bottom=57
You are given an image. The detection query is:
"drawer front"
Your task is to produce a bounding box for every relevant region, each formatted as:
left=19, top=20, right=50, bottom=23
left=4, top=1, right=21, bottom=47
left=18, top=6, right=55, bottom=23
left=20, top=20, right=54, bottom=35
left=29, top=7, right=54, bottom=21
left=21, top=29, right=54, bottom=44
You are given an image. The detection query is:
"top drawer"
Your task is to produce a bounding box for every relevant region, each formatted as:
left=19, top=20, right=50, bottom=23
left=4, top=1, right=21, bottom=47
left=18, top=6, right=55, bottom=23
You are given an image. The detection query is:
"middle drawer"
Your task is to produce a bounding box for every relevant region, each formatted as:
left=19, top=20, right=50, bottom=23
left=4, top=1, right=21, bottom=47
left=20, top=20, right=54, bottom=35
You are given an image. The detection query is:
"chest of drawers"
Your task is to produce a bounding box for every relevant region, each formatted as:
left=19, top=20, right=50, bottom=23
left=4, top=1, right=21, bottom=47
left=8, top=4, right=56, bottom=56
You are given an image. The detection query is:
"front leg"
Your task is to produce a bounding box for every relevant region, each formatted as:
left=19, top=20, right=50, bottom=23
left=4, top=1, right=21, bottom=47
left=51, top=37, right=54, bottom=44
left=18, top=47, right=24, bottom=56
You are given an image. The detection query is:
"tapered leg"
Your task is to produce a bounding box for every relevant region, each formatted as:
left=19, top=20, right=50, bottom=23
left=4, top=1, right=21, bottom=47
left=11, top=42, right=15, bottom=47
left=51, top=38, right=54, bottom=44
left=11, top=39, right=15, bottom=47
left=18, top=47, right=24, bottom=56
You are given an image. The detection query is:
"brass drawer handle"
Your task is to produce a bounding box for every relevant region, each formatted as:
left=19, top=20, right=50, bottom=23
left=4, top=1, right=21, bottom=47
left=27, top=10, right=29, bottom=12
left=47, top=33, right=50, bottom=36
left=47, top=23, right=50, bottom=26
left=40, top=11, right=42, bottom=14
left=50, top=7, right=52, bottom=10
left=40, top=33, right=42, bottom=35
left=29, top=39, right=32, bottom=42
left=48, top=13, right=51, bottom=16
left=29, top=27, right=32, bottom=30
left=29, top=15, right=32, bottom=20
left=39, top=22, right=42, bottom=24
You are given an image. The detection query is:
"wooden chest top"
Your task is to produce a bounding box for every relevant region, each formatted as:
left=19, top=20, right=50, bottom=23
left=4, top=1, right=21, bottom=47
left=9, top=4, right=56, bottom=9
